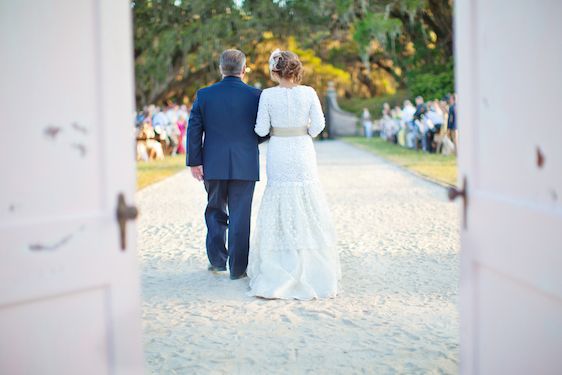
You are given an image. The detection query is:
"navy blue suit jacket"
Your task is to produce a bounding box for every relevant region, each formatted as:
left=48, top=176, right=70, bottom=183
left=186, top=76, right=264, bottom=181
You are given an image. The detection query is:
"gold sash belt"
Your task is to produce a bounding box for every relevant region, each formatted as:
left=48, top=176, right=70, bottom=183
left=270, top=126, right=309, bottom=137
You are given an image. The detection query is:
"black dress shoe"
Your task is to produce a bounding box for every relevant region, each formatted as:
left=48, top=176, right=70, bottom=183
left=229, top=272, right=247, bottom=280
left=208, top=265, right=227, bottom=272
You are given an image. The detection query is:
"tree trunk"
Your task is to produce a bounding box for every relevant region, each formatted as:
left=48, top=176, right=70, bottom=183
left=357, top=66, right=378, bottom=96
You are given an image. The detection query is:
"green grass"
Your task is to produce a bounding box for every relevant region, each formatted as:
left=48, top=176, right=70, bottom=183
left=338, top=90, right=411, bottom=116
left=343, top=136, right=457, bottom=186
left=136, top=137, right=456, bottom=189
left=137, top=154, right=186, bottom=190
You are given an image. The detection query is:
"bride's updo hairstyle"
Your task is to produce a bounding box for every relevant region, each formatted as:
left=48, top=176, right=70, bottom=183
left=270, top=50, right=303, bottom=83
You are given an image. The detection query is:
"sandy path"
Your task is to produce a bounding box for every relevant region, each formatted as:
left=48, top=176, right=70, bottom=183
left=137, top=140, right=460, bottom=374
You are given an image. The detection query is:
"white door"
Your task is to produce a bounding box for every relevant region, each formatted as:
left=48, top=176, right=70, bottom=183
left=455, top=1, right=562, bottom=374
left=0, top=1, right=143, bottom=374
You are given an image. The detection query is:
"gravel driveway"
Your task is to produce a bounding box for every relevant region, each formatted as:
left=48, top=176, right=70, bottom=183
left=137, top=140, right=460, bottom=374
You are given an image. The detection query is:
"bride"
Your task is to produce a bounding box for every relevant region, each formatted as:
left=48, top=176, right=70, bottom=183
left=247, top=49, right=341, bottom=300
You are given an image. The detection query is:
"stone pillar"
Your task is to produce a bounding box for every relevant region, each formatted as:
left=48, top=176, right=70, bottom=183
left=324, top=81, right=359, bottom=137
left=324, top=82, right=337, bottom=139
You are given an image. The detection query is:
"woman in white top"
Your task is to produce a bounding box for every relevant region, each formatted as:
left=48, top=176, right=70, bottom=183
left=362, top=107, right=373, bottom=138
left=247, top=49, right=341, bottom=300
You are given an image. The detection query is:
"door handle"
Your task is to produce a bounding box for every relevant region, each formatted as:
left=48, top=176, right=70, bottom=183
left=116, top=193, right=138, bottom=250
left=448, top=176, right=468, bottom=229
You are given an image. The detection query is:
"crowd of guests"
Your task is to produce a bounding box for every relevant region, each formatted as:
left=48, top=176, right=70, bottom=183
left=134, top=94, right=458, bottom=161
left=135, top=103, right=191, bottom=161
left=361, top=94, right=458, bottom=155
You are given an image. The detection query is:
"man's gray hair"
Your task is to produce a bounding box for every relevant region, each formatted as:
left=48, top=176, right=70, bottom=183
left=220, top=49, right=246, bottom=76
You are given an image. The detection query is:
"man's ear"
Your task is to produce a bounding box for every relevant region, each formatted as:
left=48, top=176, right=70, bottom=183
left=240, top=64, right=247, bottom=78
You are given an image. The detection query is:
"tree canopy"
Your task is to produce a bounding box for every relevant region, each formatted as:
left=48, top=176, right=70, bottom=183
left=132, top=0, right=454, bottom=108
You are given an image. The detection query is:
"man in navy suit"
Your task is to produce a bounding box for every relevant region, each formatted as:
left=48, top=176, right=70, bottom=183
left=186, top=49, right=265, bottom=280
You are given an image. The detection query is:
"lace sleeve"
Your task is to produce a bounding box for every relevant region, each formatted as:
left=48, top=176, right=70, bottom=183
left=308, top=87, right=325, bottom=137
left=254, top=90, right=271, bottom=137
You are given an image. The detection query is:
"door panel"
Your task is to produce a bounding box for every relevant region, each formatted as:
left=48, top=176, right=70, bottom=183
left=473, top=0, right=562, bottom=202
left=470, top=195, right=562, bottom=297
left=0, top=218, right=111, bottom=304
left=455, top=0, right=562, bottom=374
left=0, top=288, right=110, bottom=375
left=477, top=267, right=562, bottom=375
left=0, top=0, right=143, bottom=373
left=0, top=0, right=104, bottom=220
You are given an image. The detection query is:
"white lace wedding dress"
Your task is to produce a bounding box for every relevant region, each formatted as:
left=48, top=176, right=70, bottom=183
left=247, top=85, right=341, bottom=300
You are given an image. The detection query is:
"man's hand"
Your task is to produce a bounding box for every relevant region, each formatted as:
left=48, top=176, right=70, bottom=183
left=190, top=166, right=204, bottom=181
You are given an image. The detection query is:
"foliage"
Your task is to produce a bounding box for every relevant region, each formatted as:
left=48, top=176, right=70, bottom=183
left=338, top=90, right=411, bottom=116
left=133, top=0, right=246, bottom=106
left=353, top=12, right=402, bottom=65
left=407, top=62, right=454, bottom=100
left=286, top=37, right=351, bottom=94
left=244, top=35, right=351, bottom=96
left=132, top=0, right=454, bottom=107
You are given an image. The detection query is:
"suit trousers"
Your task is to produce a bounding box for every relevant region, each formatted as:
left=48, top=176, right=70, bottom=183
left=204, top=179, right=256, bottom=277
